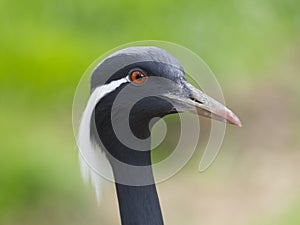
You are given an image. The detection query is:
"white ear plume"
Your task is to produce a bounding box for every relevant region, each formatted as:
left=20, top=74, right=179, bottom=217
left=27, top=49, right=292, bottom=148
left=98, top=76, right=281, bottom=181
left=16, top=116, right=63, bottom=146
left=77, top=78, right=129, bottom=203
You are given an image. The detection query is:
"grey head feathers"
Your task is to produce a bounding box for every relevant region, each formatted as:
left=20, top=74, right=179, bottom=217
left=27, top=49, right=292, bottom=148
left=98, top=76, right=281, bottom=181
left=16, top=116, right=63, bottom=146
left=90, top=46, right=183, bottom=92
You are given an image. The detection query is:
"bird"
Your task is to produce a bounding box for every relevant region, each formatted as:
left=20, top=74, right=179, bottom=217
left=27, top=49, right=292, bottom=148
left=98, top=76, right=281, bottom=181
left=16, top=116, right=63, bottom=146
left=77, top=46, right=241, bottom=225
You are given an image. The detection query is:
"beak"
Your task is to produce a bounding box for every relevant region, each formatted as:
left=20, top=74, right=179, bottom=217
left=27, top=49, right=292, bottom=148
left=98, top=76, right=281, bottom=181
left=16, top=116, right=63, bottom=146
left=163, top=82, right=242, bottom=127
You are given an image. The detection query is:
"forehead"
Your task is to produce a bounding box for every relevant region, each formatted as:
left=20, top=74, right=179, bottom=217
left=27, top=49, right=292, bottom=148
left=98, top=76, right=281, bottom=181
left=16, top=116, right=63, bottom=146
left=90, top=47, right=185, bottom=90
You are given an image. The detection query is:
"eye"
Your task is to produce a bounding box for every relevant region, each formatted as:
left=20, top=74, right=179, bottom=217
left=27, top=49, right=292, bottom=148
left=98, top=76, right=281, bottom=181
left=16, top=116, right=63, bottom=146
left=129, top=70, right=147, bottom=85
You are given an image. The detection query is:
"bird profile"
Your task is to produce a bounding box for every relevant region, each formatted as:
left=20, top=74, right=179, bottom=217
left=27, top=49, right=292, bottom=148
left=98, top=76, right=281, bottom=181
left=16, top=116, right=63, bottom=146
left=77, top=46, right=241, bottom=225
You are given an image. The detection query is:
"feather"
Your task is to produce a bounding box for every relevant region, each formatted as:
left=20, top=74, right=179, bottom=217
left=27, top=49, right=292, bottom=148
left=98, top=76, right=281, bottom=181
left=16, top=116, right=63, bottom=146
left=77, top=78, right=129, bottom=203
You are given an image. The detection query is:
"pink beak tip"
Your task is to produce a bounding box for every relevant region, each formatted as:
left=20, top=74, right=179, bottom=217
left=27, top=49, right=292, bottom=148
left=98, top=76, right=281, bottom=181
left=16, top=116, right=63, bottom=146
left=226, top=110, right=242, bottom=127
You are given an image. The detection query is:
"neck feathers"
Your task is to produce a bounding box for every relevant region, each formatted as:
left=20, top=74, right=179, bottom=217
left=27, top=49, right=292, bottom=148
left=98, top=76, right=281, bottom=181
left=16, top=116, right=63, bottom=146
left=108, top=143, right=164, bottom=225
left=115, top=182, right=164, bottom=225
left=92, top=84, right=165, bottom=225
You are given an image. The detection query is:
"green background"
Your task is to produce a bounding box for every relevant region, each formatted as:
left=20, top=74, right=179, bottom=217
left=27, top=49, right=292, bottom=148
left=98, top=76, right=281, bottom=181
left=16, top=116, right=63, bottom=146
left=1, top=0, right=300, bottom=224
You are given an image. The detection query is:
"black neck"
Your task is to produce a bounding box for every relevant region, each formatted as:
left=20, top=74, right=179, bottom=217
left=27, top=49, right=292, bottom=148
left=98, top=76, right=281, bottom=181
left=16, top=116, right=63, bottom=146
left=94, top=124, right=164, bottom=225
left=113, top=163, right=164, bottom=225
left=107, top=142, right=163, bottom=225
left=115, top=184, right=163, bottom=225
left=94, top=90, right=170, bottom=225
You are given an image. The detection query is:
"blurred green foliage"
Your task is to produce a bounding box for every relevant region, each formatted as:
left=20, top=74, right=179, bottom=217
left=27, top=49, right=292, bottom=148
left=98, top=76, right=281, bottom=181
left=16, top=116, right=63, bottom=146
left=1, top=0, right=300, bottom=224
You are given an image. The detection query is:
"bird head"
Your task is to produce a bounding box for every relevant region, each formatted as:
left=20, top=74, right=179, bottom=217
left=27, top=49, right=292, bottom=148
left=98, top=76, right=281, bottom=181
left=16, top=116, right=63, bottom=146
left=77, top=46, right=243, bottom=223
left=78, top=45, right=241, bottom=188
left=91, top=46, right=241, bottom=136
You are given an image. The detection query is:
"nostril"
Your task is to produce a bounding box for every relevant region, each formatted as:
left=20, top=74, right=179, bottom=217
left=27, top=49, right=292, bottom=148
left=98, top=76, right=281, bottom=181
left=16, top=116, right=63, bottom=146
left=190, top=96, right=205, bottom=104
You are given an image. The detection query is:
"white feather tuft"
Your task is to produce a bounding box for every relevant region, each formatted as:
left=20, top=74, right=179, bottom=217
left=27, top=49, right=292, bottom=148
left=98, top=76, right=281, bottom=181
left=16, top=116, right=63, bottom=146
left=79, top=153, right=90, bottom=185
left=77, top=78, right=129, bottom=204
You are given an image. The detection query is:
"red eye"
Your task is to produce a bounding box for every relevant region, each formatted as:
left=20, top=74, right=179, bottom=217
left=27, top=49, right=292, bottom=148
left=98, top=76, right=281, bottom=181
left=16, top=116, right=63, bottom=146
left=130, top=70, right=147, bottom=85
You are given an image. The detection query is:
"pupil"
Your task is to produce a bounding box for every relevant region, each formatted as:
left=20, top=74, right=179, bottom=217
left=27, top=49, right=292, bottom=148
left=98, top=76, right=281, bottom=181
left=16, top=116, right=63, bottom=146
left=136, top=73, right=143, bottom=80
